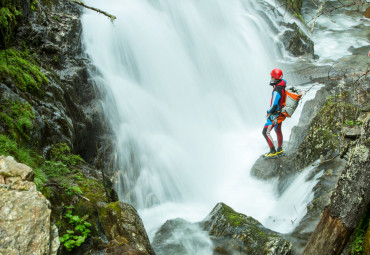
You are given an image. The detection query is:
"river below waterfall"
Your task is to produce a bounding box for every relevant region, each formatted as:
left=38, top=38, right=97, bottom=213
left=81, top=0, right=369, bottom=253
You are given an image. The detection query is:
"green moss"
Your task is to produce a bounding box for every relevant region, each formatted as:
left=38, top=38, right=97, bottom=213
left=284, top=0, right=302, bottom=17
left=78, top=178, right=105, bottom=204
left=0, top=48, right=48, bottom=92
left=0, top=134, right=39, bottom=168
left=297, top=93, right=358, bottom=167
left=221, top=203, right=249, bottom=227
left=0, top=5, right=22, bottom=47
left=0, top=99, right=35, bottom=141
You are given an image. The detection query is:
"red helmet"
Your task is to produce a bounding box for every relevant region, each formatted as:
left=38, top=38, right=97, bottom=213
left=270, top=68, right=283, bottom=79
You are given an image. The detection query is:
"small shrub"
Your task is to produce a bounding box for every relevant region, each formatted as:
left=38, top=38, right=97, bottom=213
left=59, top=207, right=91, bottom=251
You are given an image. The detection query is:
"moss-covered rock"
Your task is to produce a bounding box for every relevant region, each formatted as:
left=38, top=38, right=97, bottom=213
left=294, top=92, right=358, bottom=168
left=0, top=98, right=35, bottom=141
left=200, top=203, right=292, bottom=255
left=97, top=201, right=155, bottom=254
left=0, top=48, right=48, bottom=92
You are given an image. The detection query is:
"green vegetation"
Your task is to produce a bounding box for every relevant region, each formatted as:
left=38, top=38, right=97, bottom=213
left=30, top=0, right=39, bottom=11
left=0, top=48, right=48, bottom=92
left=0, top=99, right=35, bottom=141
left=59, top=206, right=92, bottom=251
left=34, top=143, right=85, bottom=193
left=347, top=210, right=370, bottom=254
left=0, top=134, right=39, bottom=168
left=285, top=0, right=302, bottom=18
left=345, top=120, right=362, bottom=126
left=0, top=136, right=106, bottom=249
left=293, top=12, right=305, bottom=23
left=296, top=92, right=358, bottom=167
left=0, top=4, right=22, bottom=47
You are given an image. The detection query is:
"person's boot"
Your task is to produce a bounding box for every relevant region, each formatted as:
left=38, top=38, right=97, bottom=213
left=276, top=147, right=285, bottom=157
left=263, top=147, right=277, bottom=159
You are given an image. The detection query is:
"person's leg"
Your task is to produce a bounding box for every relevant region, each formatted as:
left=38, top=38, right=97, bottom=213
left=275, top=122, right=283, bottom=148
left=263, top=124, right=275, bottom=149
left=275, top=122, right=284, bottom=154
left=262, top=117, right=276, bottom=157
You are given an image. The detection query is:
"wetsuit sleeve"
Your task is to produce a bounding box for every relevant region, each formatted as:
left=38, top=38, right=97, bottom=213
left=268, top=91, right=281, bottom=114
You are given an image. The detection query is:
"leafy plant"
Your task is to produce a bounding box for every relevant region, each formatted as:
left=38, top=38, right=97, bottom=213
left=49, top=143, right=83, bottom=167
left=344, top=120, right=362, bottom=126
left=59, top=207, right=91, bottom=251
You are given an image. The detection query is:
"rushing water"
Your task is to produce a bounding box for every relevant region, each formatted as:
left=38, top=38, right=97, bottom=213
left=82, top=0, right=326, bottom=252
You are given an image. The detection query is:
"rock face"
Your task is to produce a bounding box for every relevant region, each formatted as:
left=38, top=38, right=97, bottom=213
left=280, top=22, right=314, bottom=57
left=1, top=0, right=113, bottom=169
left=200, top=203, right=292, bottom=255
left=255, top=0, right=314, bottom=58
left=301, top=114, right=370, bottom=255
left=0, top=156, right=59, bottom=255
left=97, top=201, right=155, bottom=255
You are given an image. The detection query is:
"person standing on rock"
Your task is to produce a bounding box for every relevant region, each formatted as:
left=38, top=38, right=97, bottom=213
left=262, top=68, right=286, bottom=159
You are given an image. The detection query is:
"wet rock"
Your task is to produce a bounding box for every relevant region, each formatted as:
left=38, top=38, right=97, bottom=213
left=152, top=218, right=212, bottom=255
left=12, top=0, right=113, bottom=167
left=301, top=113, right=370, bottom=254
left=200, top=203, right=292, bottom=255
left=97, top=201, right=155, bottom=255
left=0, top=156, right=59, bottom=254
left=287, top=157, right=346, bottom=253
left=280, top=23, right=314, bottom=57
left=105, top=242, right=149, bottom=255
left=250, top=156, right=294, bottom=182
left=342, top=126, right=361, bottom=139
left=256, top=0, right=314, bottom=58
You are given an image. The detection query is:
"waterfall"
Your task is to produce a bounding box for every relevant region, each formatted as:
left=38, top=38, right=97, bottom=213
left=82, top=0, right=279, bottom=206
left=81, top=0, right=323, bottom=244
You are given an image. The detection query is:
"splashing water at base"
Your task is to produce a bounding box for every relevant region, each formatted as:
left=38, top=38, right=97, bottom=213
left=81, top=0, right=324, bottom=251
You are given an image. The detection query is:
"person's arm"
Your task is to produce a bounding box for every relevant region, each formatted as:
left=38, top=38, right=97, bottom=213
left=267, top=90, right=281, bottom=114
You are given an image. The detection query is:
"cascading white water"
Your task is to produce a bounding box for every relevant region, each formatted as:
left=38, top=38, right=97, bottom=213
left=82, top=0, right=278, bottom=206
left=81, top=0, right=323, bottom=249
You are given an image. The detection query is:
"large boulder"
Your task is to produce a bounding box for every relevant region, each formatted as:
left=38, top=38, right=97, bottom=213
left=0, top=156, right=59, bottom=255
left=97, top=201, right=155, bottom=255
left=200, top=203, right=292, bottom=255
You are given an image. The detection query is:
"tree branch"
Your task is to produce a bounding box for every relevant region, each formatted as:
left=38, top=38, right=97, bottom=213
left=70, top=0, right=116, bottom=21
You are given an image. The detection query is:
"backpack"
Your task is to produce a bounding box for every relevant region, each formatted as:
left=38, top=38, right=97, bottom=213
left=281, top=87, right=302, bottom=118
